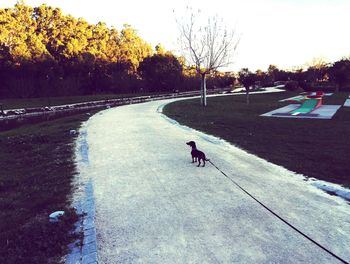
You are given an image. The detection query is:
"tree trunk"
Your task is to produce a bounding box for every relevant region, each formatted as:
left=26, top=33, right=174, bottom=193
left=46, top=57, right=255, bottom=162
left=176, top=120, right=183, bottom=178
left=200, top=73, right=207, bottom=106
left=246, top=87, right=250, bottom=105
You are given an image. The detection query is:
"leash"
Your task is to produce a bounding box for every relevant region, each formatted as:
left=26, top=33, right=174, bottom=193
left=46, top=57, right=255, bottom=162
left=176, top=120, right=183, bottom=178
left=208, top=160, right=349, bottom=264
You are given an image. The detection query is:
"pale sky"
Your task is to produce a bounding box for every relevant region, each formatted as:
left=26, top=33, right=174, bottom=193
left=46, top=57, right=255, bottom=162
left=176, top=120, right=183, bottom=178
left=1, top=0, right=350, bottom=72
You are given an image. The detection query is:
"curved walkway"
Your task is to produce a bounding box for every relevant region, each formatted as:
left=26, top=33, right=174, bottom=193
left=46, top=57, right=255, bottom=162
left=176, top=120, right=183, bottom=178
left=78, top=97, right=350, bottom=263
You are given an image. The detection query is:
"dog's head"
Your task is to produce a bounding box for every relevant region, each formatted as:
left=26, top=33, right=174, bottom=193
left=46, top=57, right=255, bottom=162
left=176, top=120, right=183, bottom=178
left=186, top=141, right=196, bottom=148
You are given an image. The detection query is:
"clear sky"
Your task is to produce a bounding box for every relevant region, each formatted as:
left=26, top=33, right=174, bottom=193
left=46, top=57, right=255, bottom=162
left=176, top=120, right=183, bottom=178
left=1, top=0, right=350, bottom=72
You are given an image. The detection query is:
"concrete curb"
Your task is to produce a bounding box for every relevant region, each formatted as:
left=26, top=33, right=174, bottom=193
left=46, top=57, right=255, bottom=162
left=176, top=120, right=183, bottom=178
left=66, top=127, right=98, bottom=264
left=65, top=181, right=98, bottom=264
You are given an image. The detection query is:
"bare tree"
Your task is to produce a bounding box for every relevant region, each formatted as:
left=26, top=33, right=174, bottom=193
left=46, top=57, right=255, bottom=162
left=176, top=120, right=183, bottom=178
left=175, top=8, right=240, bottom=106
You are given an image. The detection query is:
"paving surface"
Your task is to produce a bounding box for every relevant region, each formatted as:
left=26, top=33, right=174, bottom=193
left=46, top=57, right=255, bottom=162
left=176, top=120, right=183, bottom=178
left=261, top=104, right=341, bottom=119
left=78, top=97, right=350, bottom=263
left=344, top=99, right=350, bottom=107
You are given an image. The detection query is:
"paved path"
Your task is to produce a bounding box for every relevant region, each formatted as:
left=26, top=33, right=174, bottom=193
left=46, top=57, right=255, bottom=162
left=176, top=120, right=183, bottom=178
left=81, top=97, right=350, bottom=263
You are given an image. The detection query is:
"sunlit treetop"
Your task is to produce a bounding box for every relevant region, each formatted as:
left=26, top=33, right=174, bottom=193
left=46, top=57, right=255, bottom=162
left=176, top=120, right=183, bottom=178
left=0, top=1, right=154, bottom=70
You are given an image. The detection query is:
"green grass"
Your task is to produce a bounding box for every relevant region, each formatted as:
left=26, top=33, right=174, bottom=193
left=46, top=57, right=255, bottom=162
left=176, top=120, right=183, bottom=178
left=163, top=92, right=350, bottom=187
left=0, top=112, right=95, bottom=263
left=0, top=92, right=169, bottom=110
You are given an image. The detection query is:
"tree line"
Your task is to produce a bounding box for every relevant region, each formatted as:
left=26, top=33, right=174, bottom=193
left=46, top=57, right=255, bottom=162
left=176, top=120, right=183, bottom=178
left=0, top=1, right=233, bottom=99
left=1, top=2, right=349, bottom=99
left=239, top=58, right=350, bottom=93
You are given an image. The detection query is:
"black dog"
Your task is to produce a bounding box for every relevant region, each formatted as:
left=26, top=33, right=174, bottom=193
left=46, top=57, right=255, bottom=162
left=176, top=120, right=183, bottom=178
left=186, top=141, right=209, bottom=167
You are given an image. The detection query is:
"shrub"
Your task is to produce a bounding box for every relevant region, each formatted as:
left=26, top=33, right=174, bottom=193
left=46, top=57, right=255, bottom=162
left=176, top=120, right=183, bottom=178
left=284, top=81, right=299, bottom=91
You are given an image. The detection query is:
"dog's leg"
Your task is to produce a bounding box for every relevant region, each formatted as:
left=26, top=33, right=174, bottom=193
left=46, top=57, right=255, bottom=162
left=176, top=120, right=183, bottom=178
left=202, top=159, right=205, bottom=167
left=191, top=155, right=195, bottom=163
left=197, top=159, right=201, bottom=167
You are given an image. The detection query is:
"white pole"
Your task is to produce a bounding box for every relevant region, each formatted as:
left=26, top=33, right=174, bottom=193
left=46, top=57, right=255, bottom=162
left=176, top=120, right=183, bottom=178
left=203, top=74, right=207, bottom=106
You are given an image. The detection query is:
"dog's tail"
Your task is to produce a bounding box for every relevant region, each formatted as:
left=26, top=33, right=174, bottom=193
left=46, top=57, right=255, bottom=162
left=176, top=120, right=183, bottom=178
left=205, top=158, right=210, bottom=161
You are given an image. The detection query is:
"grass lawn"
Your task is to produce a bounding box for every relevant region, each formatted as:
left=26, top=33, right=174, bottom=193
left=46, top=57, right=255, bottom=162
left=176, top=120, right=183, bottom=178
left=0, top=112, right=95, bottom=263
left=163, top=91, right=350, bottom=187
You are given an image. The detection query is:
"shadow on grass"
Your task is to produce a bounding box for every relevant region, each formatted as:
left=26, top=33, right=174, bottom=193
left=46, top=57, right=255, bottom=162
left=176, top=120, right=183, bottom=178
left=0, top=112, right=96, bottom=263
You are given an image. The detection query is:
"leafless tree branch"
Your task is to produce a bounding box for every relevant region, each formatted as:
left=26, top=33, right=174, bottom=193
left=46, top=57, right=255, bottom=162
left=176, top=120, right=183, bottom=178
left=175, top=7, right=240, bottom=105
